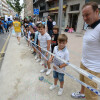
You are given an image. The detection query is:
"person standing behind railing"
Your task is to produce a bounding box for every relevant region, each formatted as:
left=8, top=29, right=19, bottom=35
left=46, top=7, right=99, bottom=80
left=71, top=2, right=100, bottom=100
left=48, top=34, right=69, bottom=96
left=51, top=25, right=59, bottom=53
left=38, top=23, right=52, bottom=76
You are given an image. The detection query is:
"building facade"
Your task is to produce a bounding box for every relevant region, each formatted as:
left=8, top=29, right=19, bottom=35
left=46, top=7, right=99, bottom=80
left=24, top=0, right=33, bottom=17
left=46, top=0, right=85, bottom=33
left=1, top=0, right=9, bottom=16
left=65, top=0, right=85, bottom=32
left=32, top=0, right=100, bottom=33
left=0, top=0, right=15, bottom=17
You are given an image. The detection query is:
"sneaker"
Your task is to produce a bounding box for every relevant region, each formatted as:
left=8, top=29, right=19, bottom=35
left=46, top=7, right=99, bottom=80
left=35, top=55, right=38, bottom=60
left=18, top=42, right=20, bottom=45
left=58, top=88, right=63, bottom=96
left=36, top=59, right=41, bottom=62
left=32, top=51, right=36, bottom=56
left=46, top=69, right=52, bottom=76
left=33, top=52, right=36, bottom=56
left=49, top=84, right=57, bottom=90
left=71, top=92, right=85, bottom=99
left=31, top=49, right=33, bottom=52
left=40, top=61, right=44, bottom=65
left=32, top=51, right=35, bottom=54
left=40, top=68, right=47, bottom=73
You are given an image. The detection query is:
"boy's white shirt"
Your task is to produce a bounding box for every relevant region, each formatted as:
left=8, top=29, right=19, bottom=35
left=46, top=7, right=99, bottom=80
left=53, top=46, right=69, bottom=74
left=38, top=32, right=51, bottom=50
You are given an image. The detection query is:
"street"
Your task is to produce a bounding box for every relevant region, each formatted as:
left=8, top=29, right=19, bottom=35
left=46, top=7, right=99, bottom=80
left=0, top=32, right=9, bottom=69
left=0, top=31, right=86, bottom=100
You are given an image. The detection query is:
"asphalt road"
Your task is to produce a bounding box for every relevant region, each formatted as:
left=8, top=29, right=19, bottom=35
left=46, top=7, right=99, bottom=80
left=0, top=32, right=9, bottom=69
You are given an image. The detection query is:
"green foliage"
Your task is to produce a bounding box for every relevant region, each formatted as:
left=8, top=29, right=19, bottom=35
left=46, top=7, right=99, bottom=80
left=6, top=0, right=25, bottom=15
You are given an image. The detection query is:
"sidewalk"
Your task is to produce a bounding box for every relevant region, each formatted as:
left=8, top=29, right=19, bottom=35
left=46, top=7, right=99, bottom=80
left=0, top=32, right=86, bottom=100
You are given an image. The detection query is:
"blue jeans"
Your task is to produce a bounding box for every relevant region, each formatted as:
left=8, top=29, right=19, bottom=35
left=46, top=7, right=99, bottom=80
left=53, top=71, right=64, bottom=82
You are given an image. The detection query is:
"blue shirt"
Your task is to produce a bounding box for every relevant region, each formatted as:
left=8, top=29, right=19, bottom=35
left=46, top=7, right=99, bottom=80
left=1, top=20, right=4, bottom=26
left=42, top=22, right=46, bottom=25
left=4, top=22, right=8, bottom=29
left=29, top=22, right=32, bottom=26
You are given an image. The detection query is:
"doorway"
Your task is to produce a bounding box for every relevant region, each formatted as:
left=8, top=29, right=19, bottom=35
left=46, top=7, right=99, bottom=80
left=69, top=13, right=78, bottom=31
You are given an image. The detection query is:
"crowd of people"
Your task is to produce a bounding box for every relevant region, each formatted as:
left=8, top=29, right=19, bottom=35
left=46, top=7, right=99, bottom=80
left=18, top=17, right=69, bottom=95
left=12, top=1, right=100, bottom=100
left=0, top=16, right=13, bottom=34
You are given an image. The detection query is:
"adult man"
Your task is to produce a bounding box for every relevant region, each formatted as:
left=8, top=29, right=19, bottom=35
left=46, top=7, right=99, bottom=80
left=71, top=2, right=100, bottom=100
left=13, top=17, right=21, bottom=45
left=47, top=16, right=53, bottom=37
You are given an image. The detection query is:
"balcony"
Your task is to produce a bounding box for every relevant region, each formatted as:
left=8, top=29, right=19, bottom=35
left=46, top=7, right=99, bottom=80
left=47, top=0, right=67, bottom=10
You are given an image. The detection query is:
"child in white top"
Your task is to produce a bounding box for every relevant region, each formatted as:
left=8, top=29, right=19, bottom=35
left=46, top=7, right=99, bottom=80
left=48, top=34, right=69, bottom=96
left=38, top=23, right=52, bottom=76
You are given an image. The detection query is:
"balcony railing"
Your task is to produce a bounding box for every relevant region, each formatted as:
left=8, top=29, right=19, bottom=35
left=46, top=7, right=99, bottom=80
left=48, top=0, right=67, bottom=10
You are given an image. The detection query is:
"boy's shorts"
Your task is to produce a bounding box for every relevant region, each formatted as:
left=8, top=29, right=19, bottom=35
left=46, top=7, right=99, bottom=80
left=53, top=71, right=64, bottom=82
left=80, top=62, right=100, bottom=100
left=41, top=50, right=50, bottom=60
left=16, top=32, right=21, bottom=37
left=32, top=41, right=35, bottom=47
left=41, top=50, right=50, bottom=67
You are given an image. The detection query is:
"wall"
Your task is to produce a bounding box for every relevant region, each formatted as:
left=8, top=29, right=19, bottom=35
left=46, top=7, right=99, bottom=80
left=65, top=0, right=85, bottom=33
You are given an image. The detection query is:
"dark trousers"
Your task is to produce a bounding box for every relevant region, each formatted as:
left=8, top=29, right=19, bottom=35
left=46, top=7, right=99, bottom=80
left=48, top=29, right=53, bottom=37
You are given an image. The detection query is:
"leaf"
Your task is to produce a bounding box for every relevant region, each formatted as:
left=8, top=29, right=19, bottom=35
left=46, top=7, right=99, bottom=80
left=6, top=0, right=25, bottom=15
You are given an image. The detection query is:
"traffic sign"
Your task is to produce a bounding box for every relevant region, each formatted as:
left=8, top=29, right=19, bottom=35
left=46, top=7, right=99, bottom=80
left=34, top=9, right=39, bottom=15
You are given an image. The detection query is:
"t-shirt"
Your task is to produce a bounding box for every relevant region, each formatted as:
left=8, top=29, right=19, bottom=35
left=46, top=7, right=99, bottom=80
left=29, top=22, right=32, bottom=26
left=53, top=46, right=69, bottom=73
left=81, top=23, right=100, bottom=73
left=30, top=33, right=35, bottom=41
left=38, top=32, right=51, bottom=50
left=4, top=22, right=8, bottom=29
left=42, top=22, right=46, bottom=25
left=13, top=21, right=21, bottom=32
left=51, top=33, right=59, bottom=46
left=47, top=20, right=53, bottom=30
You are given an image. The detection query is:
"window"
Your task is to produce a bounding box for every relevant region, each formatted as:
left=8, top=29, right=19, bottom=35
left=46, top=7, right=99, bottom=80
left=70, top=4, right=80, bottom=11
left=86, top=0, right=100, bottom=4
left=40, top=6, right=45, bottom=10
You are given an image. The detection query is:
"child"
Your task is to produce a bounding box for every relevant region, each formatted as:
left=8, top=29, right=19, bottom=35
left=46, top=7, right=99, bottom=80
left=29, top=25, right=35, bottom=55
left=34, top=23, right=41, bottom=60
left=27, top=26, right=31, bottom=47
left=68, top=27, right=74, bottom=33
left=48, top=34, right=69, bottom=95
left=64, top=25, right=69, bottom=32
left=51, top=25, right=59, bottom=53
left=38, top=23, right=52, bottom=76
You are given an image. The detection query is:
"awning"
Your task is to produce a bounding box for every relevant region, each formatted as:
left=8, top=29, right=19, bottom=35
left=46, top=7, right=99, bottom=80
left=49, top=5, right=67, bottom=11
left=49, top=11, right=65, bottom=14
left=67, top=11, right=80, bottom=14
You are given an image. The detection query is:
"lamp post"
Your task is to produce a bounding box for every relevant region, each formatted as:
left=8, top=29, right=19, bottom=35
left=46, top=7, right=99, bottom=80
left=58, top=0, right=63, bottom=34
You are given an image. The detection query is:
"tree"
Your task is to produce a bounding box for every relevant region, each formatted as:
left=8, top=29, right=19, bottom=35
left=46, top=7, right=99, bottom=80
left=6, top=0, right=25, bottom=16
